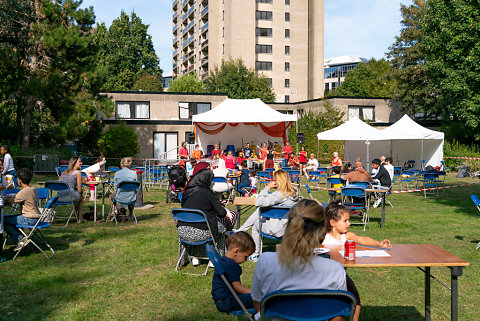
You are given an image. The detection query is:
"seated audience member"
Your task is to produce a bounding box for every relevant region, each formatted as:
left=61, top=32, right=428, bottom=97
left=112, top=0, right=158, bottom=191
left=211, top=232, right=256, bottom=313
left=288, top=155, right=299, bottom=169
left=3, top=168, right=41, bottom=251
left=384, top=157, right=394, bottom=181
left=330, top=166, right=344, bottom=194
left=179, top=162, right=235, bottom=266
left=212, top=144, right=223, bottom=158
left=212, top=159, right=233, bottom=194
left=251, top=199, right=347, bottom=319
left=224, top=151, right=236, bottom=170
left=342, top=163, right=353, bottom=174
left=113, top=157, right=139, bottom=217
left=236, top=160, right=250, bottom=196
left=282, top=141, right=293, bottom=168
left=342, top=161, right=372, bottom=183
left=371, top=158, right=392, bottom=208
left=191, top=144, right=203, bottom=160
left=186, top=157, right=197, bottom=177
left=331, top=151, right=342, bottom=167
left=236, top=151, right=246, bottom=166
left=59, top=156, right=85, bottom=222
left=179, top=142, right=189, bottom=159
left=236, top=170, right=299, bottom=262
left=303, top=153, right=319, bottom=178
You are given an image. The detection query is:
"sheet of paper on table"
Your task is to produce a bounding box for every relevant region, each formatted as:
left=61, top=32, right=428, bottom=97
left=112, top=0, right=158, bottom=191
left=339, top=250, right=391, bottom=257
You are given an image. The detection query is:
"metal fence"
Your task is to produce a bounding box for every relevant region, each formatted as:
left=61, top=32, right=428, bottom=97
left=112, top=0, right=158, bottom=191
left=33, top=154, right=59, bottom=174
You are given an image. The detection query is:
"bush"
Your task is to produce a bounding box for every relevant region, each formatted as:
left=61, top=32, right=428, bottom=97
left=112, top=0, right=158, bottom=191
left=444, top=140, right=480, bottom=171
left=98, top=122, right=140, bottom=159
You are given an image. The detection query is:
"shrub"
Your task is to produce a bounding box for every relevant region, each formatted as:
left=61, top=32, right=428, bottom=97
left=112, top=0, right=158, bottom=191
left=444, top=140, right=480, bottom=171
left=98, top=122, right=140, bottom=159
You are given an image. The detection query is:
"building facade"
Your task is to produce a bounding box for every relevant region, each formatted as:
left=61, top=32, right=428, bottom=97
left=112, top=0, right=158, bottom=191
left=324, top=55, right=368, bottom=94
left=172, top=0, right=324, bottom=103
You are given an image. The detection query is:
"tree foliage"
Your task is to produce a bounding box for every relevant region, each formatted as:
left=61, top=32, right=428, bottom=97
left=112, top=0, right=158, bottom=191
left=288, top=100, right=345, bottom=159
left=132, top=74, right=163, bottom=92
left=205, top=59, right=275, bottom=102
left=388, top=0, right=480, bottom=142
left=98, top=122, right=140, bottom=158
left=169, top=72, right=206, bottom=93
left=95, top=11, right=162, bottom=91
left=329, top=58, right=397, bottom=98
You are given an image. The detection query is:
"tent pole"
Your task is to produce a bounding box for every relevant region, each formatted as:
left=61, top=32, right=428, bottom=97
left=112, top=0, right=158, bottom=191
left=421, top=139, right=424, bottom=169
left=295, top=111, right=299, bottom=154
left=366, top=140, right=370, bottom=172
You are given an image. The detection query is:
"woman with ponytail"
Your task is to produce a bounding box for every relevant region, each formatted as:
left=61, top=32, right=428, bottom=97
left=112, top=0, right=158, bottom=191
left=250, top=199, right=347, bottom=319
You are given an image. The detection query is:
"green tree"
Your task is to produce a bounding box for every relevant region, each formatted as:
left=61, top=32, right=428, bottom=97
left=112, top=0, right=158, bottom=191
left=0, top=0, right=113, bottom=148
left=132, top=74, right=163, bottom=92
left=169, top=72, right=206, bottom=92
left=205, top=59, right=275, bottom=102
left=329, top=58, right=397, bottom=98
left=288, top=100, right=345, bottom=158
left=98, top=122, right=140, bottom=158
left=95, top=11, right=162, bottom=91
left=388, top=0, right=480, bottom=142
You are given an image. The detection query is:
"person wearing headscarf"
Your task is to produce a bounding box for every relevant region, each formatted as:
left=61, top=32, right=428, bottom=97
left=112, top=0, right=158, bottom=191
left=212, top=158, right=233, bottom=194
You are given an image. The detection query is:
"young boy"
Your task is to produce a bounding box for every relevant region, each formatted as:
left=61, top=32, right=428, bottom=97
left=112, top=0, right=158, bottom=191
left=236, top=160, right=250, bottom=196
left=3, top=168, right=41, bottom=251
left=211, top=231, right=256, bottom=313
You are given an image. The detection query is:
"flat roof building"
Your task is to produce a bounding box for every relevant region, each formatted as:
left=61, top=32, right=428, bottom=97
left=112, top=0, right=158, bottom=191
left=172, top=0, right=324, bottom=102
left=324, top=55, right=368, bottom=94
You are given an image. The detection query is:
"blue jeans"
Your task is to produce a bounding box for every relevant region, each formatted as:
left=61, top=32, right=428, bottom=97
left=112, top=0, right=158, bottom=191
left=3, top=215, right=37, bottom=241
left=236, top=182, right=250, bottom=195
left=5, top=169, right=16, bottom=178
left=215, top=293, right=253, bottom=313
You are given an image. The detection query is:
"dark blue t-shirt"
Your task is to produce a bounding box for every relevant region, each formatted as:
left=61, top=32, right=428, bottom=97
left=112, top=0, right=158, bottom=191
left=239, top=169, right=250, bottom=185
left=243, top=148, right=253, bottom=158
left=211, top=256, right=242, bottom=300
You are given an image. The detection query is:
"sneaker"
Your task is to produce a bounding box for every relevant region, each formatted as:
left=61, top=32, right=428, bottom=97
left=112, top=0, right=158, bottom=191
left=249, top=254, right=259, bottom=262
left=208, top=261, right=214, bottom=268
left=373, top=198, right=382, bottom=208
left=14, top=237, right=29, bottom=251
left=191, top=257, right=200, bottom=266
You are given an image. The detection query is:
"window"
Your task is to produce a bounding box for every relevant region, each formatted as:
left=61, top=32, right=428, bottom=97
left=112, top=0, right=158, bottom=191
left=256, top=44, right=272, bottom=54
left=179, top=102, right=211, bottom=119
left=285, top=62, right=290, bottom=71
left=285, top=79, right=290, bottom=88
left=285, top=29, right=290, bottom=38
left=256, top=0, right=272, bottom=3
left=154, top=132, right=178, bottom=159
left=115, top=101, right=150, bottom=119
left=256, top=27, right=272, bottom=37
left=255, top=61, right=272, bottom=71
left=285, top=95, right=290, bottom=103
left=285, top=0, right=290, bottom=4
left=256, top=11, right=273, bottom=20
left=348, top=106, right=375, bottom=121
left=285, top=45, right=290, bottom=55
left=285, top=12, right=290, bottom=21
left=325, top=83, right=330, bottom=91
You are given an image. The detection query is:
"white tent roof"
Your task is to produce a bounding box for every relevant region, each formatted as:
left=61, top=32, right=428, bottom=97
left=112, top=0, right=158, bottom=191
left=316, top=117, right=383, bottom=141
left=380, top=114, right=444, bottom=140
left=192, top=98, right=297, bottom=123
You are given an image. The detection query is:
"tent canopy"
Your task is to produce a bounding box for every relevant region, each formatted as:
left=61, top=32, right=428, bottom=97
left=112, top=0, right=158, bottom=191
left=316, top=117, right=382, bottom=141
left=192, top=98, right=297, bottom=152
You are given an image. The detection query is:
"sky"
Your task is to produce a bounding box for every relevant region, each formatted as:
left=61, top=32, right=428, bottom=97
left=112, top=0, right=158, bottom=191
left=80, top=0, right=413, bottom=75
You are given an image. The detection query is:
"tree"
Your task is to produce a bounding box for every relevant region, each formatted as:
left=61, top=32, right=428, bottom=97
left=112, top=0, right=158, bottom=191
left=205, top=59, right=275, bottom=102
left=0, top=0, right=113, bottom=148
left=132, top=74, right=163, bottom=92
left=95, top=11, right=162, bottom=91
left=329, top=59, right=397, bottom=98
left=388, top=0, right=480, bottom=142
left=98, top=122, right=140, bottom=158
left=169, top=72, right=206, bottom=92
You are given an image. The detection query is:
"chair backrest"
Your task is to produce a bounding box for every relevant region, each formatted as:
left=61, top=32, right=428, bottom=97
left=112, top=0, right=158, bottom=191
left=2, top=188, right=20, bottom=196
left=60, top=165, right=68, bottom=172
left=260, top=289, right=357, bottom=321
left=258, top=171, right=270, bottom=178
left=108, top=166, right=120, bottom=172
left=308, top=171, right=320, bottom=177
left=117, top=181, right=141, bottom=191
left=265, top=168, right=275, bottom=173
left=171, top=208, right=208, bottom=224
left=44, top=181, right=69, bottom=192
left=341, top=186, right=366, bottom=198
left=471, top=195, right=480, bottom=208
left=44, top=195, right=59, bottom=210
left=260, top=206, right=291, bottom=220
left=349, top=181, right=370, bottom=189
left=281, top=167, right=291, bottom=171
left=423, top=173, right=439, bottom=181
left=327, top=177, right=343, bottom=186
left=37, top=188, right=50, bottom=200
left=394, top=166, right=402, bottom=174
left=212, top=177, right=228, bottom=184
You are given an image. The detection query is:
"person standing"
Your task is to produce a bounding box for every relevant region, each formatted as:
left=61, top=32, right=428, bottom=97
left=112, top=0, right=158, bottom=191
left=298, top=146, right=308, bottom=176
left=179, top=142, right=189, bottom=160
left=243, top=143, right=253, bottom=159
left=1, top=145, right=16, bottom=177
left=282, top=141, right=293, bottom=167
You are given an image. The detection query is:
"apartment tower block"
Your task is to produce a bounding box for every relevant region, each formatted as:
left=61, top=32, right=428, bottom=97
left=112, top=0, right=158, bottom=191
left=172, top=0, right=324, bottom=102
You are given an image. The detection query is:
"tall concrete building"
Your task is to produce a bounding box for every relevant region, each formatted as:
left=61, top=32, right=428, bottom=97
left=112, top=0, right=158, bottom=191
left=172, top=0, right=324, bottom=102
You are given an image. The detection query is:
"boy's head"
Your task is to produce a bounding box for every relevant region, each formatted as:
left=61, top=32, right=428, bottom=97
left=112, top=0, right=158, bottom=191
left=371, top=158, right=381, bottom=169
left=241, top=160, right=247, bottom=168
left=332, top=166, right=341, bottom=175
left=0, top=145, right=9, bottom=155
left=226, top=231, right=255, bottom=264
left=17, top=168, right=33, bottom=185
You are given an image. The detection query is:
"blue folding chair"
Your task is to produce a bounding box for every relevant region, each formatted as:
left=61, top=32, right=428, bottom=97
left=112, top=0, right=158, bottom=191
left=440, top=160, right=450, bottom=172
left=44, top=181, right=77, bottom=227
left=108, top=166, right=120, bottom=172
left=260, top=289, right=357, bottom=321
left=471, top=195, right=480, bottom=250
left=257, top=171, right=272, bottom=189
left=289, top=170, right=301, bottom=190
left=327, top=177, right=343, bottom=201
left=341, top=186, right=369, bottom=231
left=421, top=173, right=439, bottom=198
left=171, top=208, right=219, bottom=276
left=13, top=196, right=58, bottom=260
left=349, top=181, right=371, bottom=189
left=307, top=171, right=321, bottom=187
left=206, top=244, right=255, bottom=321
left=305, top=184, right=314, bottom=199
left=259, top=206, right=291, bottom=254
left=36, top=188, right=50, bottom=208
left=109, top=181, right=140, bottom=224
left=212, top=177, right=234, bottom=203
left=281, top=167, right=291, bottom=171
left=421, top=159, right=426, bottom=171
left=400, top=170, right=416, bottom=189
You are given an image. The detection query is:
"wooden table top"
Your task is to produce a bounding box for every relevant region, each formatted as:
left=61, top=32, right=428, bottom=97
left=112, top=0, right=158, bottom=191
left=233, top=197, right=256, bottom=206
left=324, top=244, right=469, bottom=268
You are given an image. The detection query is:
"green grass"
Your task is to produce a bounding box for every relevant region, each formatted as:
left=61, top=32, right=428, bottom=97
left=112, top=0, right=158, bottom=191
left=1, top=174, right=479, bottom=320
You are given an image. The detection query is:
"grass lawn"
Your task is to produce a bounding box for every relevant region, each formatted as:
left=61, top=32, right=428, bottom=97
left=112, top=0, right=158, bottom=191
left=1, top=174, right=479, bottom=320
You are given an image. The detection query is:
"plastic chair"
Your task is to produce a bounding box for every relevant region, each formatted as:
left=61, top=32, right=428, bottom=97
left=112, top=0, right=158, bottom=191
left=289, top=170, right=301, bottom=190
left=349, top=181, right=371, bottom=189
left=109, top=181, right=140, bottom=225
left=471, top=195, right=480, bottom=250
left=257, top=171, right=272, bottom=188
left=421, top=173, right=439, bottom=198
left=171, top=208, right=219, bottom=276
left=440, top=160, right=450, bottom=172
left=260, top=289, right=357, bottom=321
left=212, top=177, right=233, bottom=203
left=341, top=186, right=369, bottom=231
left=400, top=170, right=416, bottom=189
left=226, top=145, right=235, bottom=155
left=206, top=244, right=255, bottom=321
left=36, top=188, right=50, bottom=208
left=327, top=177, right=343, bottom=201
left=307, top=170, right=321, bottom=187
left=259, top=206, right=291, bottom=254
left=108, top=166, right=120, bottom=172
left=44, top=181, right=78, bottom=227
left=13, top=196, right=58, bottom=260
left=403, top=160, right=415, bottom=170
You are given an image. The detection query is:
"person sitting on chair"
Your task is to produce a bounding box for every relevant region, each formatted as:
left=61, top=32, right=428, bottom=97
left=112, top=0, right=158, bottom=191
left=371, top=158, right=392, bottom=208
left=113, top=157, right=138, bottom=218
left=342, top=161, right=371, bottom=183
left=303, top=153, right=319, bottom=178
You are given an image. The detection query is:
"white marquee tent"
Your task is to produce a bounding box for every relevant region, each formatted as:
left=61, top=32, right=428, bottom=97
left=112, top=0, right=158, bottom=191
left=192, top=98, right=297, bottom=152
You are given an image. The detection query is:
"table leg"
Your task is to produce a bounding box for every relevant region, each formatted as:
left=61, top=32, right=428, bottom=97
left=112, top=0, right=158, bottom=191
left=93, top=184, right=97, bottom=222
left=236, top=205, right=241, bottom=229
left=425, top=267, right=431, bottom=321
left=450, top=267, right=463, bottom=321
left=101, top=183, right=105, bottom=221
left=381, top=192, right=386, bottom=228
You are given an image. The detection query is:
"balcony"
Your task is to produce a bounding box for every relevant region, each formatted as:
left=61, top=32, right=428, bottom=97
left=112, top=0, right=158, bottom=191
left=173, top=49, right=177, bottom=57
left=182, top=0, right=188, bottom=9
left=201, top=22, right=208, bottom=33
left=182, top=35, right=194, bottom=48
left=201, top=5, right=208, bottom=17
left=173, top=0, right=178, bottom=8
left=201, top=39, right=208, bottom=50
left=173, top=36, right=177, bottom=44
left=182, top=5, right=194, bottom=21
left=183, top=20, right=194, bottom=35
left=201, top=56, right=208, bottom=66
left=173, top=23, right=178, bottom=32
left=173, top=11, right=178, bottom=21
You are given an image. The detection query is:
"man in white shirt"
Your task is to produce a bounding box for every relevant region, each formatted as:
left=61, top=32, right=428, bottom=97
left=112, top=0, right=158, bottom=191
left=303, top=153, right=319, bottom=178
left=384, top=156, right=394, bottom=181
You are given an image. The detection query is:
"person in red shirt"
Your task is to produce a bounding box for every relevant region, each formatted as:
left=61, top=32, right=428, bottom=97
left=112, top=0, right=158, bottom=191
left=236, top=151, right=246, bottom=166
left=282, top=141, right=293, bottom=167
left=178, top=142, right=189, bottom=159
left=331, top=152, right=343, bottom=167
left=212, top=144, right=223, bottom=158
left=298, top=146, right=308, bottom=175
left=257, top=142, right=268, bottom=160
left=224, top=151, right=236, bottom=170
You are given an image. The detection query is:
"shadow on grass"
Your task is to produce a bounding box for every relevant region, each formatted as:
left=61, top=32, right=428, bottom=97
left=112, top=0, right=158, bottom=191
left=361, top=305, right=423, bottom=321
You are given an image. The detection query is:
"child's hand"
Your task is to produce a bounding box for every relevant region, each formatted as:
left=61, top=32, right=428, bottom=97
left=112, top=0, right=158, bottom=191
left=267, top=181, right=277, bottom=189
left=379, top=239, right=392, bottom=248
